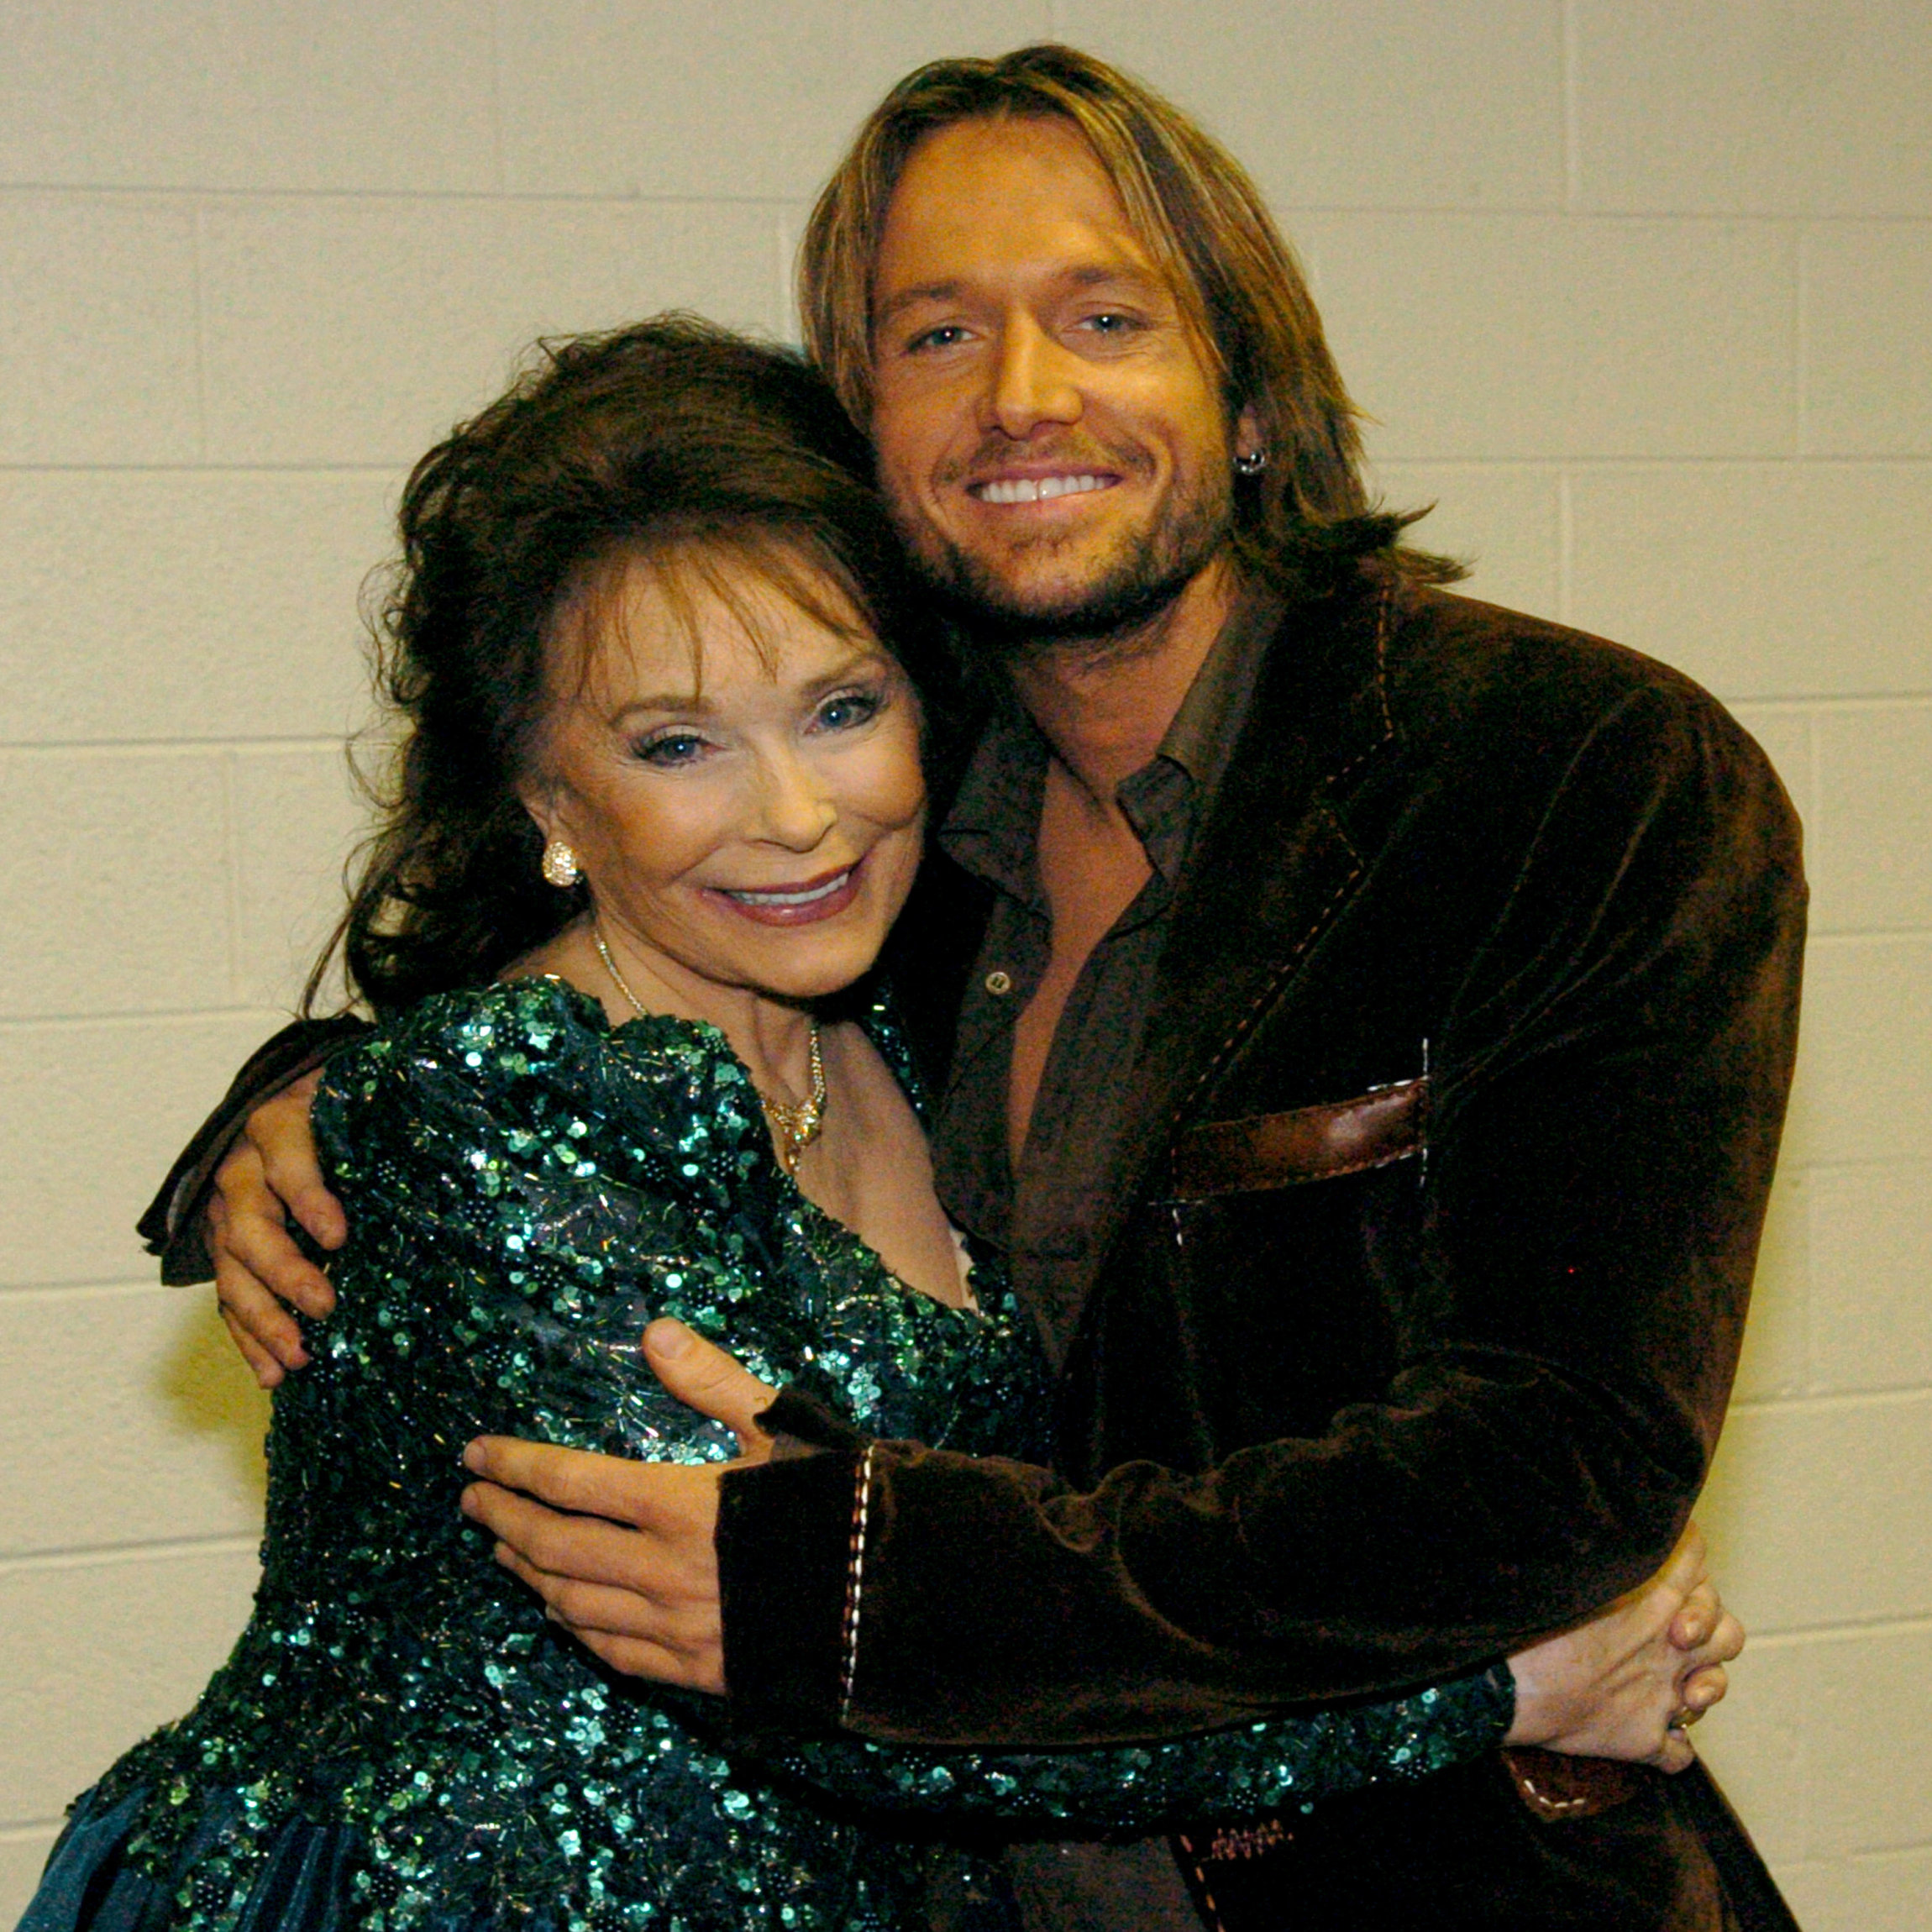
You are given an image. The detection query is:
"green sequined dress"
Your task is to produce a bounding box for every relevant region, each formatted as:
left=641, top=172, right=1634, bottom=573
left=24, top=979, right=1510, bottom=1932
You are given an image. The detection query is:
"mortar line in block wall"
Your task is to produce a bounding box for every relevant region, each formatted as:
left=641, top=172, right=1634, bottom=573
left=1735, top=1611, right=1932, bottom=1651
left=0, top=461, right=396, bottom=475
left=0, top=1005, right=291, bottom=1034
left=0, top=181, right=806, bottom=212
left=1560, top=0, right=1582, bottom=211
left=1729, top=1384, right=1932, bottom=1419
left=0, top=178, right=1926, bottom=225
left=1719, top=693, right=1932, bottom=716
left=0, top=1535, right=260, bottom=1578
left=0, top=1821, right=65, bottom=1845
left=0, top=1279, right=189, bottom=1304
left=0, top=738, right=349, bottom=758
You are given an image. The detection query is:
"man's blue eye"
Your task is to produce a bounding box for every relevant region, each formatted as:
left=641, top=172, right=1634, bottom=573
left=910, top=325, right=967, bottom=353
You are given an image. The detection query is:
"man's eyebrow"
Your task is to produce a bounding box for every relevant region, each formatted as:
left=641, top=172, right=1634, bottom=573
left=874, top=263, right=1172, bottom=330
left=874, top=281, right=965, bottom=329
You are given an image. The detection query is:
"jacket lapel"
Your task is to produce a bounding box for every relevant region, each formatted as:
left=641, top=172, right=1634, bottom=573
left=1078, top=570, right=1404, bottom=1304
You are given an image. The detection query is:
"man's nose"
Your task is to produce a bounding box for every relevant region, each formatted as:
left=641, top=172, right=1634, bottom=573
left=982, top=319, right=1082, bottom=440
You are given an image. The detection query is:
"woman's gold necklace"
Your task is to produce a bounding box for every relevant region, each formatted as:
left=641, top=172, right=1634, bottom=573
left=592, top=923, right=827, bottom=1173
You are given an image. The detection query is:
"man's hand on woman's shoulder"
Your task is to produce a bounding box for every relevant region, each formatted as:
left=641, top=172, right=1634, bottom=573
left=211, top=1068, right=343, bottom=1386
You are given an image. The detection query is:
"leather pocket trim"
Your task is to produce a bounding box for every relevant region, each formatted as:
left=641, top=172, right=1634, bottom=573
left=1166, top=1076, right=1426, bottom=1200
left=1499, top=1746, right=1646, bottom=1822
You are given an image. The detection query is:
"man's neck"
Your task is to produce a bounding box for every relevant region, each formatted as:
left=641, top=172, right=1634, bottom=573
left=1007, top=555, right=1241, bottom=810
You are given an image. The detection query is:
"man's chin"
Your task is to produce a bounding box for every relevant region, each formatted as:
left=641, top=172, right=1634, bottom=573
left=923, top=551, right=1207, bottom=659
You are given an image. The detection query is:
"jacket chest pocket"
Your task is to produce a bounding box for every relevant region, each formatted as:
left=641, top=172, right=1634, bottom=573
left=1105, top=1080, right=1432, bottom=1455
left=1163, top=1075, right=1428, bottom=1200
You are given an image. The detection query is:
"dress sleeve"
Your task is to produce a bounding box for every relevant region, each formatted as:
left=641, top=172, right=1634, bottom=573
left=762, top=1666, right=1511, bottom=1830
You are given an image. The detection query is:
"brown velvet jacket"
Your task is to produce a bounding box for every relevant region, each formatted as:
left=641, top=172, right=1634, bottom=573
left=716, top=566, right=1806, bottom=1756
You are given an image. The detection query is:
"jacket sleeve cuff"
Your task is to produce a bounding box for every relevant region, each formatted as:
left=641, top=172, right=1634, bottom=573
left=138, top=1013, right=373, bottom=1285
left=717, top=1402, right=866, bottom=1737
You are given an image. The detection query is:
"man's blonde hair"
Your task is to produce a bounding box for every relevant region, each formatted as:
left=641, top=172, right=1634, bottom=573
left=799, top=43, right=1454, bottom=589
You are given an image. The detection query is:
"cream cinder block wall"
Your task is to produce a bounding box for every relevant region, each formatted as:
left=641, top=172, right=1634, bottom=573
left=2, top=4, right=1925, bottom=1927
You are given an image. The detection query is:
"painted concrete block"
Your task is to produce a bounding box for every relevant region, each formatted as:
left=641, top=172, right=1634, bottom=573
left=1568, top=463, right=1932, bottom=701
left=0, top=471, right=386, bottom=746
left=1768, top=1626, right=1932, bottom=1857
left=1804, top=224, right=1932, bottom=457
left=200, top=198, right=785, bottom=466
left=1773, top=1845, right=1932, bottom=1932
left=1365, top=463, right=1562, bottom=621
left=1807, top=1162, right=1932, bottom=1397
left=0, top=0, right=496, bottom=193
left=499, top=0, right=1047, bottom=199
left=0, top=1013, right=287, bottom=1289
left=0, top=753, right=229, bottom=1020
left=1572, top=0, right=1932, bottom=218
left=0, top=197, right=197, bottom=465
left=0, top=1832, right=60, bottom=1927
left=1797, top=937, right=1932, bottom=1163
left=1701, top=1393, right=1932, bottom=1633
left=0, top=1547, right=259, bottom=1822
left=0, top=1285, right=265, bottom=1560
left=1809, top=706, right=1932, bottom=933
left=1302, top=214, right=1796, bottom=460
left=230, top=748, right=369, bottom=1015
left=1063, top=0, right=1562, bottom=212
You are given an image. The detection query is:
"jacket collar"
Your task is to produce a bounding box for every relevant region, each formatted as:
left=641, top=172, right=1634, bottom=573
left=1074, top=565, right=1405, bottom=1303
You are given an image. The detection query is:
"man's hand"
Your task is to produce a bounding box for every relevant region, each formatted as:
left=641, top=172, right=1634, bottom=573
left=210, top=1069, right=344, bottom=1387
left=461, top=1320, right=778, bottom=1694
left=1504, top=1520, right=1743, bottom=1772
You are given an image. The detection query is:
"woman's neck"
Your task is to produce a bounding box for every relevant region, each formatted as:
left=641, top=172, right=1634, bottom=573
left=511, top=915, right=821, bottom=1110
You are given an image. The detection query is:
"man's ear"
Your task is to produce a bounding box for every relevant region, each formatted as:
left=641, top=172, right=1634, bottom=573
left=1234, top=402, right=1263, bottom=465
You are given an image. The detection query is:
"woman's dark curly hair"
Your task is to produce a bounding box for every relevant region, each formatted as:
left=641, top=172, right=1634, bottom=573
left=307, top=316, right=948, bottom=1019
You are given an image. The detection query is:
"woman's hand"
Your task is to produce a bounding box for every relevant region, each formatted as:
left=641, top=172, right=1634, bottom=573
left=1504, top=1519, right=1742, bottom=1773
left=210, top=1068, right=344, bottom=1387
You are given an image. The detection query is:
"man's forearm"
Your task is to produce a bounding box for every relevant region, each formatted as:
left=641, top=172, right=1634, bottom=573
left=138, top=1013, right=370, bottom=1284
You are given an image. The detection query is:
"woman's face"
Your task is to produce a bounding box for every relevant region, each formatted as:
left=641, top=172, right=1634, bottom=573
left=528, top=552, right=927, bottom=1009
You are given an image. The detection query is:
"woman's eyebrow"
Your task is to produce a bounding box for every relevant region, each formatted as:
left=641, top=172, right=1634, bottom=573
left=610, top=691, right=712, bottom=722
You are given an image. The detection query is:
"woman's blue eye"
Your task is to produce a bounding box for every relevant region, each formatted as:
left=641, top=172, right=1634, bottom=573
left=636, top=732, right=706, bottom=766
left=817, top=688, right=883, bottom=732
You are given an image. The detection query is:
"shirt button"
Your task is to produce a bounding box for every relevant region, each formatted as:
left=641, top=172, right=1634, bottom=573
left=984, top=969, right=1013, bottom=996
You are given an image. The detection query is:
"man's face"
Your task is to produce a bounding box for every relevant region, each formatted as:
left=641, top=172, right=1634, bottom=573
left=868, top=115, right=1249, bottom=645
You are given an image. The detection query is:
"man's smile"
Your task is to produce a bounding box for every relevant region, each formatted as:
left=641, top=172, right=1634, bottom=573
left=970, top=471, right=1117, bottom=505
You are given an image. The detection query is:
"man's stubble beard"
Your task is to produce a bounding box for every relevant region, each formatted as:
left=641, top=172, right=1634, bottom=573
left=890, top=461, right=1236, bottom=672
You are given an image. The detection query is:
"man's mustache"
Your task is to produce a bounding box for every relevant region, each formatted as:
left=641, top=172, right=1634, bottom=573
left=933, top=434, right=1153, bottom=489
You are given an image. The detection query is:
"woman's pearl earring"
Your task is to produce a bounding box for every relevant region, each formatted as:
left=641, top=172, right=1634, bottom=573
left=540, top=839, right=581, bottom=889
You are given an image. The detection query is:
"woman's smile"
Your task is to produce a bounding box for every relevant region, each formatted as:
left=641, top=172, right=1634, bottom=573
left=706, top=858, right=866, bottom=924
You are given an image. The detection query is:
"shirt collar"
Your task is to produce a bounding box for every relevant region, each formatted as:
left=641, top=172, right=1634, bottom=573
left=937, top=580, right=1284, bottom=894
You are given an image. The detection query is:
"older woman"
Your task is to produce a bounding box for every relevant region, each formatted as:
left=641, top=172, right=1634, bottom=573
left=22, top=319, right=1734, bottom=1932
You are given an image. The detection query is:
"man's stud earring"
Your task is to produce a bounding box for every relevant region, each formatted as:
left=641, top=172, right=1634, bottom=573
left=540, top=839, right=581, bottom=889
left=1234, top=447, right=1268, bottom=477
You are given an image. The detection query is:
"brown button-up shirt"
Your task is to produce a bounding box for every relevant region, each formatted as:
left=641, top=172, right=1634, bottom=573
left=931, top=587, right=1282, bottom=1367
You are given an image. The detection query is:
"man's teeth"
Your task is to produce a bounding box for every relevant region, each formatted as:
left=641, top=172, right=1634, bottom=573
left=725, top=871, right=851, bottom=907
left=977, top=473, right=1108, bottom=505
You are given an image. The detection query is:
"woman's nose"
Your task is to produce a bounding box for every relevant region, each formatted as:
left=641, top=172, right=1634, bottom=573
left=750, top=753, right=837, bottom=848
